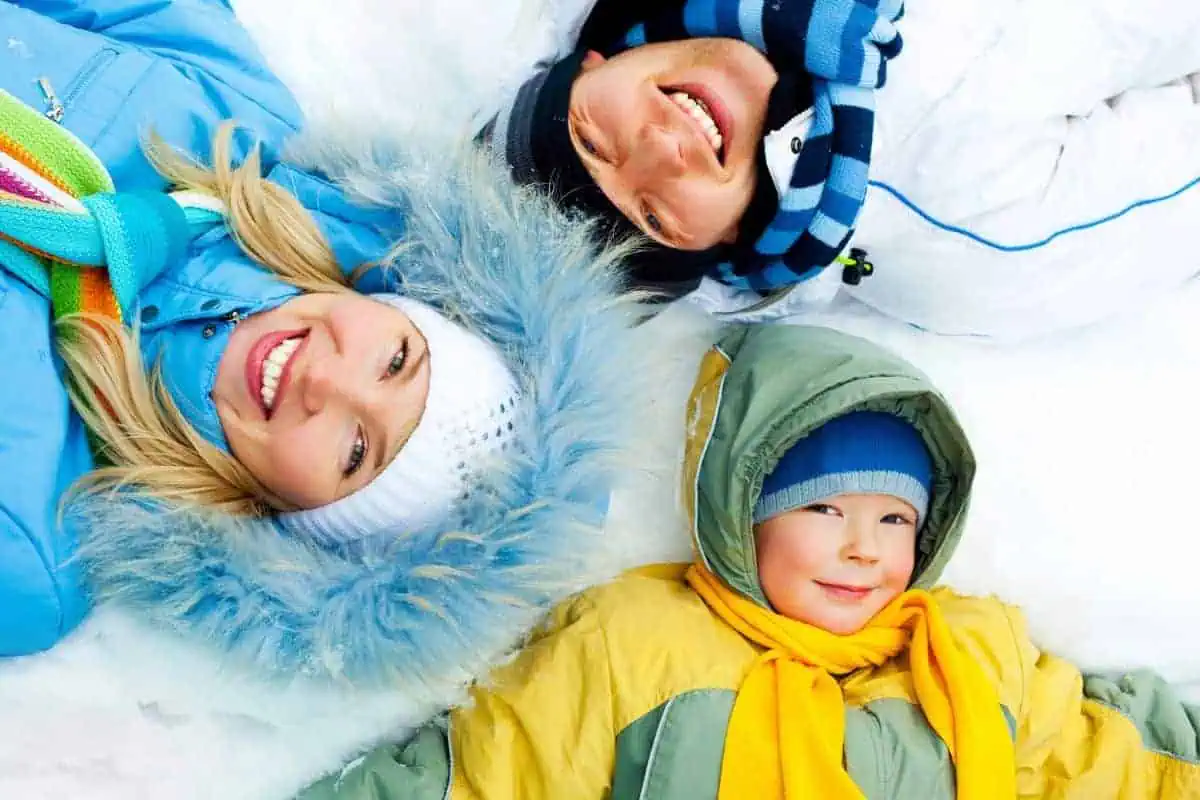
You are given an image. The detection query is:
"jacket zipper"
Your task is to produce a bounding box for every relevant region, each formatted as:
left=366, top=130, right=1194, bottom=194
left=62, top=49, right=118, bottom=108
left=36, top=78, right=64, bottom=123
left=35, top=48, right=118, bottom=125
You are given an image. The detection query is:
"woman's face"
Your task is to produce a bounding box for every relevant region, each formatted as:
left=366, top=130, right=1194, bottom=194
left=568, top=40, right=778, bottom=250
left=213, top=292, right=431, bottom=510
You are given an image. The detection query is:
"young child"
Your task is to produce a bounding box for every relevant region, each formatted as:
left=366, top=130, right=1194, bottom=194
left=301, top=323, right=1200, bottom=799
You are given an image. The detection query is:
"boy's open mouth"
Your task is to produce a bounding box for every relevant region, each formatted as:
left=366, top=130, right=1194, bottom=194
left=662, top=85, right=729, bottom=164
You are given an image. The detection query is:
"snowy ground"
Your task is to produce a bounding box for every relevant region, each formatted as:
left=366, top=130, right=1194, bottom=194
left=1, top=0, right=1198, bottom=797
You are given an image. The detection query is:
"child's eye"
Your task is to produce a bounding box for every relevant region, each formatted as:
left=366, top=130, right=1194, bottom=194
left=804, top=503, right=839, bottom=516
left=881, top=513, right=915, bottom=526
left=580, top=136, right=600, bottom=157
left=344, top=427, right=367, bottom=478
left=644, top=210, right=664, bottom=235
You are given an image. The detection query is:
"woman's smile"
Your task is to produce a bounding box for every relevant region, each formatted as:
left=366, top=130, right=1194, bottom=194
left=246, top=329, right=308, bottom=418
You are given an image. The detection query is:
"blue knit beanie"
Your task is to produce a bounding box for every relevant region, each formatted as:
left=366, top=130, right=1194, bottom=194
left=754, top=411, right=933, bottom=525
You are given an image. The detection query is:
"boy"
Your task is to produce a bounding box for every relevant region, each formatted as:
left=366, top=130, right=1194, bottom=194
left=302, top=324, right=1200, bottom=798
left=485, top=0, right=1200, bottom=337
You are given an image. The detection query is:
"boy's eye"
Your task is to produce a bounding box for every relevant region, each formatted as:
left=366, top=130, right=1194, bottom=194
left=804, top=503, right=838, bottom=516
left=344, top=427, right=367, bottom=478
left=645, top=211, right=664, bottom=235
left=882, top=513, right=915, bottom=526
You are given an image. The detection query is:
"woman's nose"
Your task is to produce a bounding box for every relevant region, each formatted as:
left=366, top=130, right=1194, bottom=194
left=300, top=355, right=341, bottom=414
left=300, top=351, right=385, bottom=420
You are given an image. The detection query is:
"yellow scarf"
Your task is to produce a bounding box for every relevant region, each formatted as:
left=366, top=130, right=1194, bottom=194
left=686, top=564, right=1015, bottom=799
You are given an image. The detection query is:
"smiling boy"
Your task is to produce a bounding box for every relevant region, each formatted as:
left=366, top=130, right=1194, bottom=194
left=484, top=0, right=896, bottom=297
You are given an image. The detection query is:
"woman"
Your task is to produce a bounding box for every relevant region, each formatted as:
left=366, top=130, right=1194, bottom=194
left=0, top=0, right=643, bottom=697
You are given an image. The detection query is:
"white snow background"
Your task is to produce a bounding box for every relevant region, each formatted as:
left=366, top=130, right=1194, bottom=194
left=1, top=0, right=1197, bottom=797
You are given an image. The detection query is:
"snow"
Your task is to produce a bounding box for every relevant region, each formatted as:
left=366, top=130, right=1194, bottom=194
left=1, top=0, right=1198, bottom=797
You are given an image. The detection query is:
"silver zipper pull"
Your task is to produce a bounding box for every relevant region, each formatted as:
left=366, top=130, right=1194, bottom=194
left=37, top=77, right=65, bottom=123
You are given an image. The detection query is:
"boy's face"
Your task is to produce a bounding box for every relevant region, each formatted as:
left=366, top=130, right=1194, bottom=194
left=755, top=494, right=918, bottom=635
left=567, top=40, right=777, bottom=251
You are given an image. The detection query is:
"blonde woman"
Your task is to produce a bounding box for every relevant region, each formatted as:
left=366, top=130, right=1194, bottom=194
left=1, top=0, right=641, bottom=700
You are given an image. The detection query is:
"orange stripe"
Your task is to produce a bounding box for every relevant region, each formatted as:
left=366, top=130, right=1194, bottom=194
left=0, top=129, right=76, bottom=196
left=78, top=266, right=121, bottom=320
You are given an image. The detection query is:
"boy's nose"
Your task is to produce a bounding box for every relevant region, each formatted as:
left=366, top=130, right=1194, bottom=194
left=845, top=524, right=882, bottom=563
left=627, top=125, right=689, bottom=184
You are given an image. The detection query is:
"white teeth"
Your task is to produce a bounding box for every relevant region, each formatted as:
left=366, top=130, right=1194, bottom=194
left=259, top=337, right=301, bottom=412
left=669, top=91, right=723, bottom=155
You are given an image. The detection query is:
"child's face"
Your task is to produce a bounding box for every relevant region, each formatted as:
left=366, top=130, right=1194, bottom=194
left=755, top=494, right=918, bottom=635
left=567, top=41, right=777, bottom=250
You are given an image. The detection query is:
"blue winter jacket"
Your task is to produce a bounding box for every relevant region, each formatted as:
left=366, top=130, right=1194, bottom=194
left=0, top=0, right=397, bottom=656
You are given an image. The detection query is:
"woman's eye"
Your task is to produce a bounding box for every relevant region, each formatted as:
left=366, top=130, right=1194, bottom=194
left=384, top=340, right=409, bottom=378
left=344, top=427, right=367, bottom=478
left=580, top=136, right=599, bottom=157
left=645, top=211, right=664, bottom=235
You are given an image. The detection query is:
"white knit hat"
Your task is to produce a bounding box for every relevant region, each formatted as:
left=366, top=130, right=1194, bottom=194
left=277, top=296, right=520, bottom=545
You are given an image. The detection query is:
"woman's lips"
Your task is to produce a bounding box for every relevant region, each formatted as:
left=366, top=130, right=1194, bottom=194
left=815, top=581, right=875, bottom=602
left=245, top=329, right=307, bottom=419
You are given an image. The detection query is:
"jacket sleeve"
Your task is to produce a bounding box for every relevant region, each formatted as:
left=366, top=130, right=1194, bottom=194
left=0, top=273, right=92, bottom=656
left=1007, top=607, right=1200, bottom=798
left=297, top=596, right=618, bottom=800
left=855, top=75, right=1200, bottom=341
left=11, top=0, right=302, bottom=133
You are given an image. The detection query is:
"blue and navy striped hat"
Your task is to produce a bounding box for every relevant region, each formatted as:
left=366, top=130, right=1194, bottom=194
left=754, top=411, right=933, bottom=526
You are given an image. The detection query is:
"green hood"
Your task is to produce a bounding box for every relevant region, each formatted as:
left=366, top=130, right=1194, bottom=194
left=683, top=325, right=976, bottom=607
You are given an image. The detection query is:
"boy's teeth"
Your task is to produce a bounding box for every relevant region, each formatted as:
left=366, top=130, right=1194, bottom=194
left=669, top=91, right=722, bottom=155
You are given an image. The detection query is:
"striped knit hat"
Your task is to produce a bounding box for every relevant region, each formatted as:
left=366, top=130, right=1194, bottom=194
left=754, top=411, right=933, bottom=526
left=486, top=0, right=904, bottom=294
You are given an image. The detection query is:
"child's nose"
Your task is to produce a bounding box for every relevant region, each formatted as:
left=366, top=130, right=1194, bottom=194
left=630, top=125, right=688, bottom=183
left=845, top=523, right=882, bottom=563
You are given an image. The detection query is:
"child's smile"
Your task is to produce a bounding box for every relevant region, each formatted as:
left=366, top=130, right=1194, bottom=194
left=813, top=581, right=877, bottom=603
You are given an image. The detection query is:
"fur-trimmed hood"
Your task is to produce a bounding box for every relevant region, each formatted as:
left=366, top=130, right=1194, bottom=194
left=74, top=133, right=644, bottom=693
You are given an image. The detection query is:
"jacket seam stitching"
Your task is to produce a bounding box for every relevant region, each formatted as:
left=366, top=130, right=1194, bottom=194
left=636, top=695, right=677, bottom=800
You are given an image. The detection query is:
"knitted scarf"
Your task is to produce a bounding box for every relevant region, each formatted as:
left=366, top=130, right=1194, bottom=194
left=0, top=87, right=122, bottom=319
left=686, top=563, right=1016, bottom=799
left=0, top=88, right=220, bottom=322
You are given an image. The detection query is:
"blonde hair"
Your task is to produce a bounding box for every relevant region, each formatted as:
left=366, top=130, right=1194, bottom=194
left=58, top=124, right=349, bottom=515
